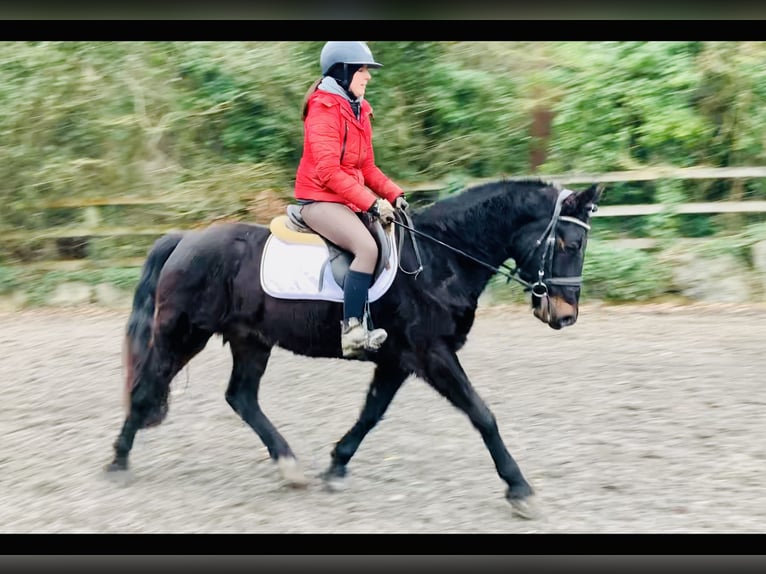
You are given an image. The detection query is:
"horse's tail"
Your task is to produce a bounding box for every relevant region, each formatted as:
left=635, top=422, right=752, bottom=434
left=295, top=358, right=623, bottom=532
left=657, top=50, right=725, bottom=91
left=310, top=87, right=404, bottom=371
left=122, top=232, right=184, bottom=412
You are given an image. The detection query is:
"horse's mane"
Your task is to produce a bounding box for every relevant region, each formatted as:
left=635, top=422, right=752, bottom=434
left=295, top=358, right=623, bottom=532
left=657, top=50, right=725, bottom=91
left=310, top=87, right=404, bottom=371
left=416, top=177, right=561, bottom=235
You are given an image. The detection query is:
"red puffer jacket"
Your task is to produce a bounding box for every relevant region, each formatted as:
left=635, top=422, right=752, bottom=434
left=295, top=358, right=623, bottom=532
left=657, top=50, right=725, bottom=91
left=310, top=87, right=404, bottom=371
left=294, top=89, right=404, bottom=212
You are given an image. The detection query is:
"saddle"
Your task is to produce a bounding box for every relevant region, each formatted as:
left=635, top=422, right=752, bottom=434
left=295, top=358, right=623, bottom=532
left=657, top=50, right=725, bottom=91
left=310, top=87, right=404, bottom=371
left=268, top=205, right=393, bottom=289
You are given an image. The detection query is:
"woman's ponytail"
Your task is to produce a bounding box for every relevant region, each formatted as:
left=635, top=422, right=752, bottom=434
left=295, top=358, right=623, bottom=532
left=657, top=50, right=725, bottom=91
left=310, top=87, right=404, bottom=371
left=301, top=77, right=322, bottom=120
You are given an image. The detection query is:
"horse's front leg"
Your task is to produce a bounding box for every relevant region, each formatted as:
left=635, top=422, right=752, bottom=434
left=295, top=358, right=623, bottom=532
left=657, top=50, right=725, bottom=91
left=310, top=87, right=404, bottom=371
left=322, top=361, right=408, bottom=491
left=421, top=344, right=537, bottom=519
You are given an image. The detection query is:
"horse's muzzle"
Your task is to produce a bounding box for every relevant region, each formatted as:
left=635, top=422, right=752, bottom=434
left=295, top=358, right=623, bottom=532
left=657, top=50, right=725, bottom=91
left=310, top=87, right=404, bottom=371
left=533, top=295, right=578, bottom=330
left=551, top=313, right=578, bottom=329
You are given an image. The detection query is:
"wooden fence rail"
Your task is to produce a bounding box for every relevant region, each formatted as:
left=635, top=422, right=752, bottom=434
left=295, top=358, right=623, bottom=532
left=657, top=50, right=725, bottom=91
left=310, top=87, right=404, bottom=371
left=404, top=165, right=766, bottom=191
left=522, top=165, right=766, bottom=185
left=6, top=200, right=765, bottom=242
left=594, top=201, right=766, bottom=217
left=4, top=165, right=764, bottom=265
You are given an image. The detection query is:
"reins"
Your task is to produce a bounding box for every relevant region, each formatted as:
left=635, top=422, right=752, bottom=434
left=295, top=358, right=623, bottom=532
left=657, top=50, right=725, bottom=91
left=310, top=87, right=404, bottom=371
left=393, top=208, right=425, bottom=279
left=392, top=212, right=533, bottom=289
left=391, top=188, right=592, bottom=294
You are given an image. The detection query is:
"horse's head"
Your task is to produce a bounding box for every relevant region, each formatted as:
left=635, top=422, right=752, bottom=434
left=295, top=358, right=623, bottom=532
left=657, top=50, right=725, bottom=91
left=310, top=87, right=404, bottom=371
left=519, top=183, right=603, bottom=330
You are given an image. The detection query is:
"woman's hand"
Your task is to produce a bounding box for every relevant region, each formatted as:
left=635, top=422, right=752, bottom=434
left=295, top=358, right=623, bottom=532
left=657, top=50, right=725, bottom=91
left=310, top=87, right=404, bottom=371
left=369, top=198, right=396, bottom=224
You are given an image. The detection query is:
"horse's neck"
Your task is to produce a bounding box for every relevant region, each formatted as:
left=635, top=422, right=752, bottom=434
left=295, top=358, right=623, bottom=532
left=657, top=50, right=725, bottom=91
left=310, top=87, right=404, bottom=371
left=428, top=194, right=531, bottom=265
left=414, top=189, right=536, bottom=299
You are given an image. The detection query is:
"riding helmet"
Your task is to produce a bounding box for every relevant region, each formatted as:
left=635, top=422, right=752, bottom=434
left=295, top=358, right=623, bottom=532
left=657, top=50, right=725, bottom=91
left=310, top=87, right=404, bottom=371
left=320, top=41, right=382, bottom=76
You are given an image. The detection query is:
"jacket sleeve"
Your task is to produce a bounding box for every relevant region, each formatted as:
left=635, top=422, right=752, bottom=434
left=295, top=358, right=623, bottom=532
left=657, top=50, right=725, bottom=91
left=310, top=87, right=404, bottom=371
left=306, top=102, right=379, bottom=211
left=360, top=121, right=404, bottom=205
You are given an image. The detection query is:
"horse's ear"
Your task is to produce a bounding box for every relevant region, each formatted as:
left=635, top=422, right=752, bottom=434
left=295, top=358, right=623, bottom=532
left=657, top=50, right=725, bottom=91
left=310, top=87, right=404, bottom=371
left=564, top=183, right=604, bottom=216
left=584, top=183, right=605, bottom=211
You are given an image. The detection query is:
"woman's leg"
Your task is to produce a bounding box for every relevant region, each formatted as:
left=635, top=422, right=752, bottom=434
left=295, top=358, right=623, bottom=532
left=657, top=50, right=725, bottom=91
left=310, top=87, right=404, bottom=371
left=299, top=202, right=377, bottom=273
left=300, top=201, right=386, bottom=356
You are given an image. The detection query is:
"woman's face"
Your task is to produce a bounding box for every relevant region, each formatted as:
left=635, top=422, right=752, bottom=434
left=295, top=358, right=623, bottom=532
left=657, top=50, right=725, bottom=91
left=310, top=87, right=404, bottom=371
left=348, top=65, right=371, bottom=99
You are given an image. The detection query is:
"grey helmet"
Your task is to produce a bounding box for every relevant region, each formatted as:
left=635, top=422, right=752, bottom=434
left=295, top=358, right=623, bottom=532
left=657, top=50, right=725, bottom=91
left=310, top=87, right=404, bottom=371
left=320, top=41, right=382, bottom=76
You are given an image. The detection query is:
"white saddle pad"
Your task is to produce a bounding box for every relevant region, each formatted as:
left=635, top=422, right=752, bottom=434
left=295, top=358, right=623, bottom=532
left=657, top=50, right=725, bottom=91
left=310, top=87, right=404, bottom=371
left=260, top=231, right=398, bottom=302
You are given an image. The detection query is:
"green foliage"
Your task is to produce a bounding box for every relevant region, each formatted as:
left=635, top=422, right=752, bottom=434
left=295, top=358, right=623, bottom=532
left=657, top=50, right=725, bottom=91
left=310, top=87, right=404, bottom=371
left=0, top=266, right=20, bottom=295
left=484, top=238, right=674, bottom=305
left=174, top=42, right=307, bottom=168
left=543, top=42, right=711, bottom=174
left=4, top=41, right=766, bottom=225
left=20, top=267, right=142, bottom=306
left=3, top=41, right=766, bottom=305
left=687, top=219, right=766, bottom=266
left=418, top=64, right=529, bottom=178
left=580, top=240, right=672, bottom=302
left=644, top=179, right=686, bottom=240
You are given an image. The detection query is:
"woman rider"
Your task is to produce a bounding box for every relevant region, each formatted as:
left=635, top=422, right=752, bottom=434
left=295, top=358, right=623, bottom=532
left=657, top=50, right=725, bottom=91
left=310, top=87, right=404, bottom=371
left=294, top=41, right=408, bottom=358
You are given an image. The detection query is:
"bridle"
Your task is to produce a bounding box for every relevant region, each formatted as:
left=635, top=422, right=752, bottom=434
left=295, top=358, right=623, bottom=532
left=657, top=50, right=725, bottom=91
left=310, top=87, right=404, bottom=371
left=514, top=188, right=593, bottom=299
left=392, top=188, right=594, bottom=298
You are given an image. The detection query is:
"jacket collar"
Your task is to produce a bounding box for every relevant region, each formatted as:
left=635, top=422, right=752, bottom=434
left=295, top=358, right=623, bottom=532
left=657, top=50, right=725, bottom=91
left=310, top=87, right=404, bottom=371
left=317, top=76, right=359, bottom=104
left=311, top=87, right=373, bottom=122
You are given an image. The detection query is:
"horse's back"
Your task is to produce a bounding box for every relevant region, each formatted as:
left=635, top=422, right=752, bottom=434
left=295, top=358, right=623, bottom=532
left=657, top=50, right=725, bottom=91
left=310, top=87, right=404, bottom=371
left=153, top=222, right=270, bottom=329
left=162, top=222, right=266, bottom=268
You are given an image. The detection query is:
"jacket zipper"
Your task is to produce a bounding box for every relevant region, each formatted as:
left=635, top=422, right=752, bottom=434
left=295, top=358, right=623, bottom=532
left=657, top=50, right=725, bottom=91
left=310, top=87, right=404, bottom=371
left=339, top=121, right=348, bottom=164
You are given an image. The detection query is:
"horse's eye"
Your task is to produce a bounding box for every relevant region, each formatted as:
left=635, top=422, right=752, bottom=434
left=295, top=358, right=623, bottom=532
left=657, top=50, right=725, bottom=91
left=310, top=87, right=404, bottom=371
left=564, top=241, right=582, bottom=254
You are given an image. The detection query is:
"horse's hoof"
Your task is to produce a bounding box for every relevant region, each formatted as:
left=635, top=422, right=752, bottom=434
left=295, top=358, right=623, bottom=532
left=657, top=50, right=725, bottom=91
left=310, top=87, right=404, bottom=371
left=103, top=466, right=134, bottom=487
left=323, top=474, right=348, bottom=493
left=320, top=465, right=348, bottom=492
left=104, top=457, right=128, bottom=472
left=507, top=493, right=540, bottom=520
left=277, top=456, right=309, bottom=488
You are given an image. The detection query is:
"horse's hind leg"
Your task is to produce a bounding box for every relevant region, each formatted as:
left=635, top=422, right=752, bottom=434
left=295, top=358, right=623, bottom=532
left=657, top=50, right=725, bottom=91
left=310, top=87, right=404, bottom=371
left=106, top=322, right=211, bottom=476
left=225, top=339, right=307, bottom=487
left=322, top=362, right=408, bottom=490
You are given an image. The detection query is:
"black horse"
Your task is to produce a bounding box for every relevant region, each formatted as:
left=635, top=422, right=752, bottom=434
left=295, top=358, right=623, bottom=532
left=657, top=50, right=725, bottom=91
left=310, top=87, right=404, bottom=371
left=106, top=177, right=602, bottom=518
